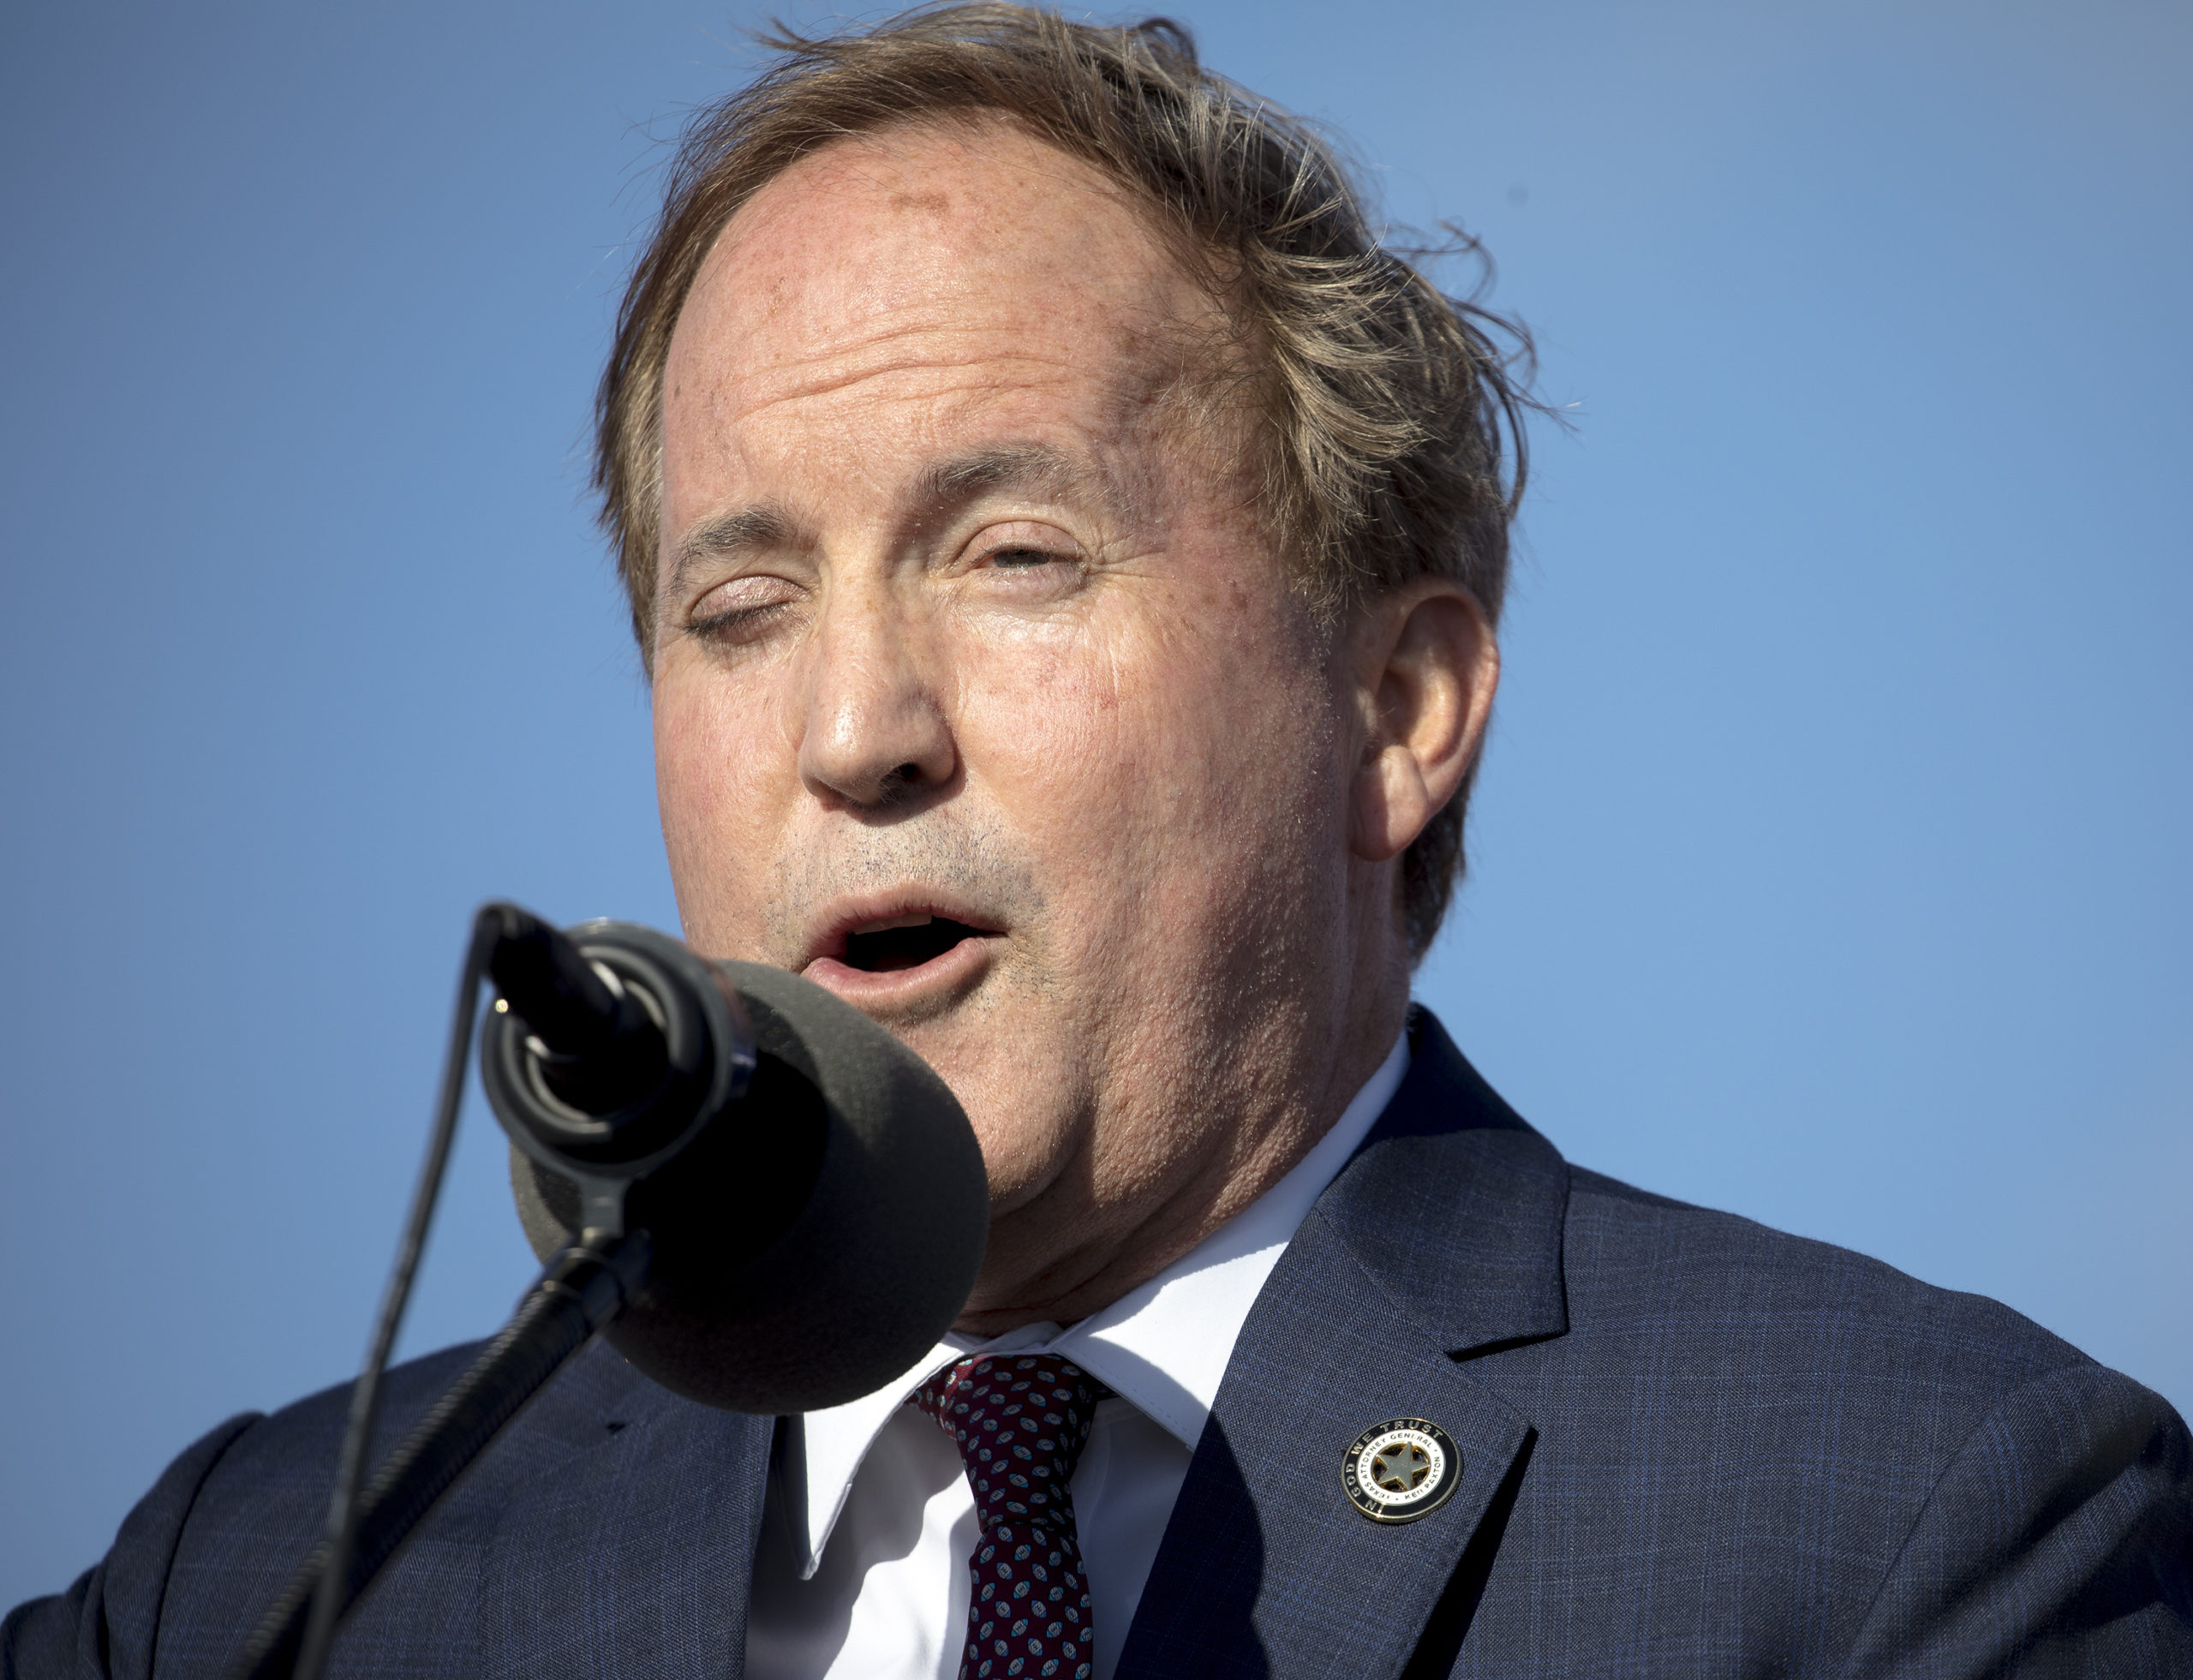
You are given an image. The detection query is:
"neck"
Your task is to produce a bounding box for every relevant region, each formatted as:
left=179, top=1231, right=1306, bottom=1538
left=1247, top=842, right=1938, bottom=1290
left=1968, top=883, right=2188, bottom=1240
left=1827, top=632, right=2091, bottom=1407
left=956, top=894, right=1411, bottom=1335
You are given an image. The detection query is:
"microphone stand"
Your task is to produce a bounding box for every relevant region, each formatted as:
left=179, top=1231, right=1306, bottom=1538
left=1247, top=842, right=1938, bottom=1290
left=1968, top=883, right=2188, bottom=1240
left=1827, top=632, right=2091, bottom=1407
left=227, top=899, right=747, bottom=1680
left=229, top=1229, right=653, bottom=1680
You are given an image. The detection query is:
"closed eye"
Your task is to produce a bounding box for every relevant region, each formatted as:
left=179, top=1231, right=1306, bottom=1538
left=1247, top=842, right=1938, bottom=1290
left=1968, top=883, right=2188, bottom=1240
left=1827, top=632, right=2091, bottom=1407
left=690, top=601, right=786, bottom=641
left=684, top=574, right=804, bottom=647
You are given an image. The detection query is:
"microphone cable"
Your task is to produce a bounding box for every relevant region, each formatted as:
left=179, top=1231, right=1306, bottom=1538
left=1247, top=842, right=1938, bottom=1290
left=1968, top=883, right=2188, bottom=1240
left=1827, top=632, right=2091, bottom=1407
left=290, top=906, right=502, bottom=1680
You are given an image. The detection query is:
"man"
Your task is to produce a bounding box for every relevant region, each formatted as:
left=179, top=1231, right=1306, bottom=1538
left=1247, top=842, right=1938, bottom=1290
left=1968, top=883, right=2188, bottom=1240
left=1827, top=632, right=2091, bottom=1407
left=7, top=7, right=2189, bottom=1677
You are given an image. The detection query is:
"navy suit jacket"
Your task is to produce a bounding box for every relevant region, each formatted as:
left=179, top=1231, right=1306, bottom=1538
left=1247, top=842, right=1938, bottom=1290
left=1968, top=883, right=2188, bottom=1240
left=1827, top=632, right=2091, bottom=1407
left=9, top=1011, right=2190, bottom=1677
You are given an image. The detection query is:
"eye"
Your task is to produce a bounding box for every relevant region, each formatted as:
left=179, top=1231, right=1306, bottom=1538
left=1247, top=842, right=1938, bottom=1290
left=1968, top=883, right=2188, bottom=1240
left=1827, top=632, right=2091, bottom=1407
left=964, top=522, right=1082, bottom=587
left=685, top=574, right=802, bottom=647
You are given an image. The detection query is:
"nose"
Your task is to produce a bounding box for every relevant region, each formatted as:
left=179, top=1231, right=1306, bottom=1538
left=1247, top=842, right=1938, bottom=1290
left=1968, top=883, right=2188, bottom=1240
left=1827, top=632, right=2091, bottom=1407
left=797, top=578, right=957, bottom=810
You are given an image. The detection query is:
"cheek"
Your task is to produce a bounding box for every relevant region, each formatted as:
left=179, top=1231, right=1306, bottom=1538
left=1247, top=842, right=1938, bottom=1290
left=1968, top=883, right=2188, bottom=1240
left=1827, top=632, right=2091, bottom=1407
left=953, top=591, right=1330, bottom=908
left=652, top=668, right=792, bottom=934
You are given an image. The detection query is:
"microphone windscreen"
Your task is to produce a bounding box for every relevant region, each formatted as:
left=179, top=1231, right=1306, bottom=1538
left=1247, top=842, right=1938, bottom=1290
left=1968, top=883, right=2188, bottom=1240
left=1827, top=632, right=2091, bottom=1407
left=510, top=960, right=989, bottom=1414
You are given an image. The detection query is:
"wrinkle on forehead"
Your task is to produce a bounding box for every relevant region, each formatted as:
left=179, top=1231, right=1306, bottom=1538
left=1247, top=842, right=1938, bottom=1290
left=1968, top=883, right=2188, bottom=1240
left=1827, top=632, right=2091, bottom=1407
left=663, top=117, right=1244, bottom=435
left=708, top=341, right=1095, bottom=436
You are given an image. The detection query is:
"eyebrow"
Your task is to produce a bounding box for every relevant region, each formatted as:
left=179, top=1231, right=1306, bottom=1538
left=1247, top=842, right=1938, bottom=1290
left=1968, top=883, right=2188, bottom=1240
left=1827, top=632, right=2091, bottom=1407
left=916, top=444, right=1108, bottom=510
left=664, top=505, right=800, bottom=605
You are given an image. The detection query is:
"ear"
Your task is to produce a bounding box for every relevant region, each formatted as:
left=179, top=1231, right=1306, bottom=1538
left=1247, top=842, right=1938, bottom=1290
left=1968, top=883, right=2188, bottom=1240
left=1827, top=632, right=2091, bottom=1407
left=1348, top=580, right=1500, bottom=864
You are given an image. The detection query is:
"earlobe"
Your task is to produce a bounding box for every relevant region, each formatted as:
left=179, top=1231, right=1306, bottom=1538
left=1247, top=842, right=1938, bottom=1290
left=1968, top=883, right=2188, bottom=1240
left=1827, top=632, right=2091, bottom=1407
left=1349, top=583, right=1499, bottom=864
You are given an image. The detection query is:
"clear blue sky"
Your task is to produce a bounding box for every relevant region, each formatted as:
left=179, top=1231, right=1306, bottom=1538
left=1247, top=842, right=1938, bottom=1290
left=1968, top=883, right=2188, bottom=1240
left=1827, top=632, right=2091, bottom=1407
left=3, top=0, right=2187, bottom=1613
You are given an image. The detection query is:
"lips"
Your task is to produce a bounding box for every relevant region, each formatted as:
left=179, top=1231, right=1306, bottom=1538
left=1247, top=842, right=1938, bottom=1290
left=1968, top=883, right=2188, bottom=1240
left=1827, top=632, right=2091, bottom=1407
left=840, top=912, right=989, bottom=973
left=802, top=900, right=1003, bottom=1005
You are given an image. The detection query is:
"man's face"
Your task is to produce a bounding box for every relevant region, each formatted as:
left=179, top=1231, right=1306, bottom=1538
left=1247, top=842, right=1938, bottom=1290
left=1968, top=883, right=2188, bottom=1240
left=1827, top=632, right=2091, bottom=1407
left=654, top=121, right=1373, bottom=1321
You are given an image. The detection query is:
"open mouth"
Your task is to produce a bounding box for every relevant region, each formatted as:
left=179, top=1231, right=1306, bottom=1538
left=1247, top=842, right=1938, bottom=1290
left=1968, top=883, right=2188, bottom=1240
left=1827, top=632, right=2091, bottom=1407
left=839, top=914, right=989, bottom=974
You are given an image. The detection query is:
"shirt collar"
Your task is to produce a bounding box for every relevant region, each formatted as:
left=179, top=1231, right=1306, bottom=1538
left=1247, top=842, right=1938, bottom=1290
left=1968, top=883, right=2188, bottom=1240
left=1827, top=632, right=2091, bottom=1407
left=781, top=1028, right=1412, bottom=1579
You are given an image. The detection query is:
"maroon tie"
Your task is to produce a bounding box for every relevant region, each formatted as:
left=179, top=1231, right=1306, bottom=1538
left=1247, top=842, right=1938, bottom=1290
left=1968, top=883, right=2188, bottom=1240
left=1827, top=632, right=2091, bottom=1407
left=912, top=1353, right=1113, bottom=1680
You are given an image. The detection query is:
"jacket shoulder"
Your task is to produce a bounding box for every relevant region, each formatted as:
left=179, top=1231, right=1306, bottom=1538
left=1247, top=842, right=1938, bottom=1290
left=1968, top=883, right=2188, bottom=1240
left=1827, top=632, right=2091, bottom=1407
left=189, top=1330, right=660, bottom=1513
left=151, top=1336, right=669, bottom=1677
left=2, top=1411, right=257, bottom=1680
left=1474, top=1157, right=2193, bottom=1677
left=1559, top=1162, right=2090, bottom=1404
left=3, top=1337, right=681, bottom=1680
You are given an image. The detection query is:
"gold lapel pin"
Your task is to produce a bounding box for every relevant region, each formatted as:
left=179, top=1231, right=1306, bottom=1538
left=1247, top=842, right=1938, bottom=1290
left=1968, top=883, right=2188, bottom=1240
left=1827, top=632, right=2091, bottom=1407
left=1342, top=1417, right=1461, bottom=1523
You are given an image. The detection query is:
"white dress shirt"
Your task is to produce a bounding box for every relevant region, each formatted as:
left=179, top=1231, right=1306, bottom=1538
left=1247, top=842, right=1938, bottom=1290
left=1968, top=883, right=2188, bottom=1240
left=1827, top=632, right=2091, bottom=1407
left=744, top=1029, right=1410, bottom=1680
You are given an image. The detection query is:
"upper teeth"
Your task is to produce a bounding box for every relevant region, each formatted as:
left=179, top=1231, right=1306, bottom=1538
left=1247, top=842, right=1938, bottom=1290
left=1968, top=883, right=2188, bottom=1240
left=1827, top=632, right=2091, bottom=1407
left=856, top=913, right=935, bottom=934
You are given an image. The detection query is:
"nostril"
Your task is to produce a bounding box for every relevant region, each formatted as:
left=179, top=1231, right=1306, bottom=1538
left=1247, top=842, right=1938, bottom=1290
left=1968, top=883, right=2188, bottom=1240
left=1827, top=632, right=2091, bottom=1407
left=865, top=761, right=926, bottom=806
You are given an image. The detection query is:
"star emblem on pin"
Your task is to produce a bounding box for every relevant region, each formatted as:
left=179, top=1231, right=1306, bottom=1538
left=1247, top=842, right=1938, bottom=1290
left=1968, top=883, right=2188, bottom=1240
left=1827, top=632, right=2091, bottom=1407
left=1371, top=1439, right=1431, bottom=1491
left=1342, top=1418, right=1461, bottom=1523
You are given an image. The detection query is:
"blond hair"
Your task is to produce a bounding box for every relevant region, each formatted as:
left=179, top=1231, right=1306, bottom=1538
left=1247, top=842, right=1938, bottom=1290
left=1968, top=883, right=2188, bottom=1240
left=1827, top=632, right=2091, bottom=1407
left=595, top=3, right=1538, bottom=960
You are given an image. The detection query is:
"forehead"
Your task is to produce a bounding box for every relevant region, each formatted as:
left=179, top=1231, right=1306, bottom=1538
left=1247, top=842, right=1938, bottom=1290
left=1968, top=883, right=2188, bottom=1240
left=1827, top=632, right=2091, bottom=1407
left=661, top=118, right=1228, bottom=458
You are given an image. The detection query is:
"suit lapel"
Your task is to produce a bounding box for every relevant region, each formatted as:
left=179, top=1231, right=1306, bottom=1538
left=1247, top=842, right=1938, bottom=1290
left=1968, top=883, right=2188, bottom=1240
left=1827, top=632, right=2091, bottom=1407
left=1118, top=1012, right=1569, bottom=1680
left=474, top=1341, right=775, bottom=1679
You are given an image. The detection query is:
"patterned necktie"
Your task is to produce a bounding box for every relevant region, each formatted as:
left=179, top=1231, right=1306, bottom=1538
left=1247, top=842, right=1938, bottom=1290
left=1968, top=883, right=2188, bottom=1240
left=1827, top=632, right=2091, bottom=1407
left=911, top=1353, right=1113, bottom=1680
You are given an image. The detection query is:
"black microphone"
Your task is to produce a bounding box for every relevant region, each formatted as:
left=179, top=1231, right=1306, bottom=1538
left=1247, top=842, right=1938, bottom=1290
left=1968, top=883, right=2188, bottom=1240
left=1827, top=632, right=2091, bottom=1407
left=478, top=911, right=990, bottom=1414
left=482, top=906, right=670, bottom=1118
left=236, top=906, right=990, bottom=1680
